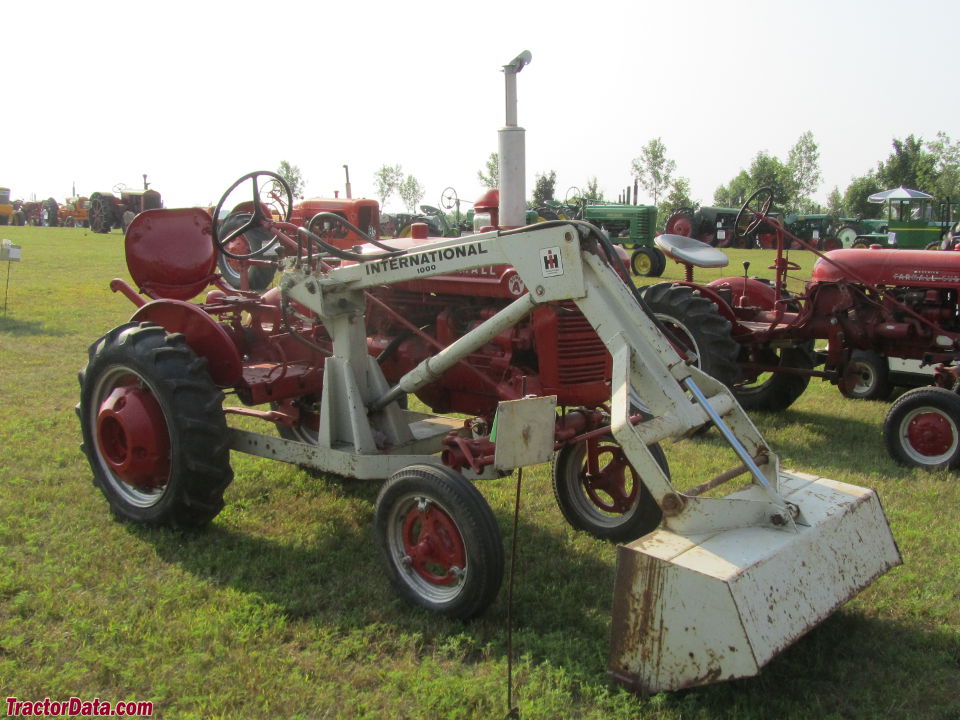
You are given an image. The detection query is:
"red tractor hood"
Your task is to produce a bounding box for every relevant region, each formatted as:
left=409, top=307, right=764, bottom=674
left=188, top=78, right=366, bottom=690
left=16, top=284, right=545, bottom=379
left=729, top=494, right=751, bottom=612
left=813, top=248, right=960, bottom=288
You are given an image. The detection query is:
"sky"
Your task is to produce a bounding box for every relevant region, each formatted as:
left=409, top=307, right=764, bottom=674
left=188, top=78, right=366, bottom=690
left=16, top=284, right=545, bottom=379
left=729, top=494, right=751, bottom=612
left=4, top=0, right=958, bottom=215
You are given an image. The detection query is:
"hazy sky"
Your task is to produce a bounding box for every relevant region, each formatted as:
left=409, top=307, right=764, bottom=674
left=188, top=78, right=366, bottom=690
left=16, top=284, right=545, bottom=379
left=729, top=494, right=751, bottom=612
left=5, top=0, right=957, bottom=213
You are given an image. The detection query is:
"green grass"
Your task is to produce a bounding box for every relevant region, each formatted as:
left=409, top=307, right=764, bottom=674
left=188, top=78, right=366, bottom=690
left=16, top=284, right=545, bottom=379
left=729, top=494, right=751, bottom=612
left=1, top=226, right=958, bottom=719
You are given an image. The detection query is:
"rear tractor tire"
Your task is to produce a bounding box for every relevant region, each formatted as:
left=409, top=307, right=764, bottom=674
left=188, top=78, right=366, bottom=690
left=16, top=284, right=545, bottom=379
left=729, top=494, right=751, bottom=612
left=734, top=343, right=815, bottom=412
left=835, top=224, right=859, bottom=248
left=77, top=323, right=233, bottom=527
left=664, top=209, right=695, bottom=237
left=639, top=283, right=741, bottom=388
left=883, top=387, right=960, bottom=470
left=88, top=192, right=115, bottom=233
left=374, top=464, right=503, bottom=619
left=216, top=213, right=278, bottom=292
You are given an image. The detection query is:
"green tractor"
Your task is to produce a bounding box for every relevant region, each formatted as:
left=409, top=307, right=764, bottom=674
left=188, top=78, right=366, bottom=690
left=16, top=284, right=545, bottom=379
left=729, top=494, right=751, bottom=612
left=836, top=187, right=956, bottom=249
left=664, top=206, right=784, bottom=249
left=782, top=213, right=840, bottom=250
left=581, top=202, right=663, bottom=276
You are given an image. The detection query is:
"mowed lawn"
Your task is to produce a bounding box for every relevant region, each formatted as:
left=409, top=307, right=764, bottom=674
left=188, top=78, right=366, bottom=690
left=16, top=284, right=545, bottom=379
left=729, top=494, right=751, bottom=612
left=0, top=225, right=957, bottom=719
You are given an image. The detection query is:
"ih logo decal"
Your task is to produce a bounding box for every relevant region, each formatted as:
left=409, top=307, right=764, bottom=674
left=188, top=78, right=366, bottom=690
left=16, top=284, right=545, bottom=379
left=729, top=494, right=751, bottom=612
left=540, top=246, right=564, bottom=277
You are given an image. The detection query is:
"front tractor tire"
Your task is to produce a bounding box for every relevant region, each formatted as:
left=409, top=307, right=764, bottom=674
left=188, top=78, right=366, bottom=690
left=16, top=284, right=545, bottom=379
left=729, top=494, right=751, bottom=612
left=630, top=247, right=666, bottom=277
left=77, top=323, right=233, bottom=527
left=883, top=387, right=960, bottom=470
left=374, top=464, right=503, bottom=619
left=840, top=350, right=892, bottom=401
left=552, top=433, right=666, bottom=543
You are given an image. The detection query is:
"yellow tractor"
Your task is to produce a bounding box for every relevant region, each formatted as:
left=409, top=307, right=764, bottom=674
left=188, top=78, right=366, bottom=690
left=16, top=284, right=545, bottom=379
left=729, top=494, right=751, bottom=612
left=0, top=187, right=15, bottom=225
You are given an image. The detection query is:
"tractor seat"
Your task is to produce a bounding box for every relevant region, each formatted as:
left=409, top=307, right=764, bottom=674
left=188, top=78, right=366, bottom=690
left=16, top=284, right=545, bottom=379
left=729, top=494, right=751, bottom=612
left=655, top=234, right=729, bottom=269
left=125, top=208, right=218, bottom=301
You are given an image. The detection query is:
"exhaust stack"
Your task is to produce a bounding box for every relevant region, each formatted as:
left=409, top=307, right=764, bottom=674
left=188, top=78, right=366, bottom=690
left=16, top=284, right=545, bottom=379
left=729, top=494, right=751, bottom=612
left=499, top=51, right=531, bottom=228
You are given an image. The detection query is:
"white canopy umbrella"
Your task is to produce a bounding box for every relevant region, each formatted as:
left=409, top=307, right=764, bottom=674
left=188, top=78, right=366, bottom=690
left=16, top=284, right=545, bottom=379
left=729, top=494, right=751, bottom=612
left=868, top=187, right=934, bottom=203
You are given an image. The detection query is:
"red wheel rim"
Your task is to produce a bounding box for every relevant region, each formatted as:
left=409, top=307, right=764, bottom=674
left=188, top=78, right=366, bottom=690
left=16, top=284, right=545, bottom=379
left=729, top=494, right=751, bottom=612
left=668, top=217, right=693, bottom=237
left=401, top=500, right=466, bottom=586
left=906, top=411, right=955, bottom=457
left=582, top=439, right=638, bottom=514
left=96, top=379, right=170, bottom=489
left=223, top=234, right=252, bottom=274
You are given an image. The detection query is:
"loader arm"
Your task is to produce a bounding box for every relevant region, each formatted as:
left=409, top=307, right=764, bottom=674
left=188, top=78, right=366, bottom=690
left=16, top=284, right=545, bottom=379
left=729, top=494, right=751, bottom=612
left=281, top=222, right=791, bottom=534
left=228, top=218, right=902, bottom=693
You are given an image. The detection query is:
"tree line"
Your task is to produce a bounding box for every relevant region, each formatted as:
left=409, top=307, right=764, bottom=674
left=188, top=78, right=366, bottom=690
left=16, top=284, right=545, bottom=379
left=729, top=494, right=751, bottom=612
left=476, top=132, right=960, bottom=227
left=282, top=130, right=960, bottom=228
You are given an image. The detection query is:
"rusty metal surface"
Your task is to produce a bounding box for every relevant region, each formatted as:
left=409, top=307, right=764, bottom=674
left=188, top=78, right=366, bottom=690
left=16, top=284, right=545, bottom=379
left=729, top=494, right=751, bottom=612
left=609, top=470, right=902, bottom=693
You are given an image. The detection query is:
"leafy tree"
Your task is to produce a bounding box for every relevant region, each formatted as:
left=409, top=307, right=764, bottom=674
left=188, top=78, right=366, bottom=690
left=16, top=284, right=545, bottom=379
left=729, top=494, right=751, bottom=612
left=927, top=131, right=960, bottom=201
left=277, top=160, right=305, bottom=198
left=843, top=174, right=884, bottom=219
left=714, top=170, right=751, bottom=208
left=787, top=131, right=822, bottom=212
left=876, top=135, right=937, bottom=191
left=582, top=177, right=604, bottom=203
left=657, top=177, right=697, bottom=228
left=374, top=164, right=404, bottom=208
left=531, top=170, right=557, bottom=207
left=714, top=152, right=795, bottom=210
left=825, top=186, right=844, bottom=218
left=748, top=152, right=797, bottom=209
left=477, top=152, right=499, bottom=189
left=631, top=138, right=675, bottom=205
left=398, top=175, right=425, bottom=213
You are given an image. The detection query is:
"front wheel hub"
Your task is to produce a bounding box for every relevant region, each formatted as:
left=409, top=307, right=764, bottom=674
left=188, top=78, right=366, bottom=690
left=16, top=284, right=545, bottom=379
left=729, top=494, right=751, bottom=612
left=401, top=498, right=466, bottom=586
left=96, top=384, right=171, bottom=490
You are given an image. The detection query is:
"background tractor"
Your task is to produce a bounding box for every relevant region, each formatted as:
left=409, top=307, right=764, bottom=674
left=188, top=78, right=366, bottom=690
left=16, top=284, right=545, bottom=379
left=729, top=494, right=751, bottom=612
left=646, top=187, right=960, bottom=468
left=580, top=202, right=663, bottom=276
left=781, top=213, right=839, bottom=250
left=664, top=205, right=782, bottom=249
left=89, top=179, right=162, bottom=233
left=836, top=187, right=956, bottom=249
left=58, top=197, right=90, bottom=227
left=216, top=190, right=381, bottom=292
left=0, top=187, right=14, bottom=225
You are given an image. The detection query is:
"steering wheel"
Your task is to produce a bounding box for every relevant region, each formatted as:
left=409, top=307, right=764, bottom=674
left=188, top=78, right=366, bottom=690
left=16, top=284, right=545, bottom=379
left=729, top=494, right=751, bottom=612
left=212, top=171, right=293, bottom=259
left=440, top=187, right=458, bottom=210
left=734, top=187, right=774, bottom=243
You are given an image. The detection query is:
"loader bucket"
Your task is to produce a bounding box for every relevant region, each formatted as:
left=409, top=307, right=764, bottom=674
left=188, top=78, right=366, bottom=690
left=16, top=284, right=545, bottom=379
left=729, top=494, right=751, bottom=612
left=608, top=470, right=901, bottom=693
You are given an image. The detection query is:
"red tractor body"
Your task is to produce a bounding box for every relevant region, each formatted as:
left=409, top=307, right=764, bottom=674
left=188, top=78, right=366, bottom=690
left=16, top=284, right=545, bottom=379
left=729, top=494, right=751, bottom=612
left=647, top=194, right=960, bottom=467
left=291, top=197, right=381, bottom=248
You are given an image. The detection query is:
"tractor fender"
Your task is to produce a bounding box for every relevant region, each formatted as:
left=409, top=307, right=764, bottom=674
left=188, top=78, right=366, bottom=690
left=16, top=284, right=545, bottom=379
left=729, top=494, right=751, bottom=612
left=707, top=276, right=779, bottom=311
left=130, top=299, right=242, bottom=387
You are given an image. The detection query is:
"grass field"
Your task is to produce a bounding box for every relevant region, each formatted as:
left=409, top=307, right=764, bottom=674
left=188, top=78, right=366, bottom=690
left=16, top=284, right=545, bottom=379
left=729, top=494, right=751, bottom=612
left=0, top=225, right=958, bottom=719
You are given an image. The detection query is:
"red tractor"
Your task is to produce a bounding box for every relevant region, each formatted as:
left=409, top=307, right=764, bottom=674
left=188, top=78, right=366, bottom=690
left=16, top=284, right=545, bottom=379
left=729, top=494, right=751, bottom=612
left=89, top=185, right=162, bottom=233
left=645, top=187, right=960, bottom=468
left=217, top=188, right=380, bottom=292
left=74, top=58, right=898, bottom=692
